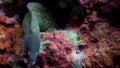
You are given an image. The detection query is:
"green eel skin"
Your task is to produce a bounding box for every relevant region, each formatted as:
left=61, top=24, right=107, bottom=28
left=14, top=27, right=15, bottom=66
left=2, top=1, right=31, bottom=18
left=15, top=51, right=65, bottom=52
left=22, top=2, right=57, bottom=65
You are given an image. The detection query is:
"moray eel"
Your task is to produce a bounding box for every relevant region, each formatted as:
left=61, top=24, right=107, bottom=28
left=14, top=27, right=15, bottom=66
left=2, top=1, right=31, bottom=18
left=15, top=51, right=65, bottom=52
left=22, top=2, right=57, bottom=65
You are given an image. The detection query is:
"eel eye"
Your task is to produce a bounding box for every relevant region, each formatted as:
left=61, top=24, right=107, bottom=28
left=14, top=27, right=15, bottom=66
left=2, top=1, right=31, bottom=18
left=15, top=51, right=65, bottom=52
left=28, top=51, right=30, bottom=55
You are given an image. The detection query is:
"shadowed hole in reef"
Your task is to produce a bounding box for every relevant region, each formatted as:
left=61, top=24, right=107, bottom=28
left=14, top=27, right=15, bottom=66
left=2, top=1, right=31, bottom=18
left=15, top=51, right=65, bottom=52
left=0, top=64, right=12, bottom=68
left=93, top=1, right=120, bottom=28
left=17, top=60, right=27, bottom=68
left=109, top=8, right=120, bottom=28
left=0, top=48, right=7, bottom=54
left=9, top=0, right=85, bottom=29
left=47, top=57, right=59, bottom=66
left=113, top=55, right=120, bottom=67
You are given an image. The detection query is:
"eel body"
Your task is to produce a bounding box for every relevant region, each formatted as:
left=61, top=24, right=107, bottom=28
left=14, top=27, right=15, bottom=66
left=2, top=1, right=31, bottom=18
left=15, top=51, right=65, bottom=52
left=22, top=2, right=57, bottom=65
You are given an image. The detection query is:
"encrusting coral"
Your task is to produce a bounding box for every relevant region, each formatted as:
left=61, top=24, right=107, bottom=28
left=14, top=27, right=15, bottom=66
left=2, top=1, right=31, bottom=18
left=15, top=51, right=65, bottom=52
left=0, top=15, right=24, bottom=66
left=38, top=30, right=86, bottom=68
left=0, top=0, right=120, bottom=68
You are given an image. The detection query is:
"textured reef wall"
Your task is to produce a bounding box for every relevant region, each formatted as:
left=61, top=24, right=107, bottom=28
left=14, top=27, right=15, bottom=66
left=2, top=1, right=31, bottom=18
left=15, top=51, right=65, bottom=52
left=0, top=15, right=24, bottom=68
left=0, top=0, right=120, bottom=68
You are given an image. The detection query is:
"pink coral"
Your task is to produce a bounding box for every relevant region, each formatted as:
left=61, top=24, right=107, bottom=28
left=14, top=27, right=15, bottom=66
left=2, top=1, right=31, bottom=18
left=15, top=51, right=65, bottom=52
left=38, top=31, right=74, bottom=68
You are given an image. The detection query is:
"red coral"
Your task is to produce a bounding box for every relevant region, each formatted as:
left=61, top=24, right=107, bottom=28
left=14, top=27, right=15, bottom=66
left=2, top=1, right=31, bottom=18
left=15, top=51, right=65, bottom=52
left=38, top=31, right=74, bottom=68
left=0, top=16, right=24, bottom=66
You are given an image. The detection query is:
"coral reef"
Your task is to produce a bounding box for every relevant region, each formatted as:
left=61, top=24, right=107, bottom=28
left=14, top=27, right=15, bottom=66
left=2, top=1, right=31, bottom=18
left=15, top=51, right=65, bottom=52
left=0, top=15, right=24, bottom=67
left=38, top=30, right=85, bottom=68
left=0, top=0, right=120, bottom=68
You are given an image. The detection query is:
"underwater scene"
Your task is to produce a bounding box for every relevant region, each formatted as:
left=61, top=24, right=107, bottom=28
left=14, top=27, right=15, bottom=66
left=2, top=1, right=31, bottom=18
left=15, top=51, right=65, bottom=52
left=0, top=0, right=120, bottom=68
